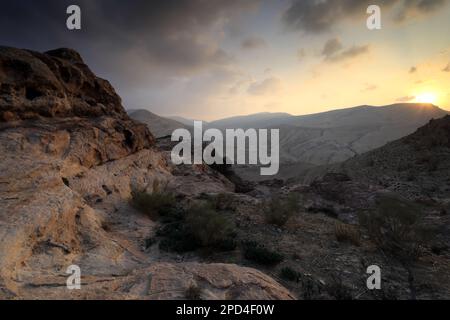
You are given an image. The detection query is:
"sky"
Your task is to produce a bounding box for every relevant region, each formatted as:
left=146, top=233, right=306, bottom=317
left=1, top=0, right=450, bottom=121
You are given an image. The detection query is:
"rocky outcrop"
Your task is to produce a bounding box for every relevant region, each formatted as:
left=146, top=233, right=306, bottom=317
left=0, top=47, right=293, bottom=300
left=340, top=115, right=450, bottom=200
left=0, top=47, right=127, bottom=121
left=12, top=263, right=294, bottom=300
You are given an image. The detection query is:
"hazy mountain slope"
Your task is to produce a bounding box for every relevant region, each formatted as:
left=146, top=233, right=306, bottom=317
left=208, top=112, right=292, bottom=130
left=208, top=104, right=448, bottom=170
left=294, top=115, right=450, bottom=195
left=168, top=115, right=204, bottom=126
left=129, top=109, right=190, bottom=138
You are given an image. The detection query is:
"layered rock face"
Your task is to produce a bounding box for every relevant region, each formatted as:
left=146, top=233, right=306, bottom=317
left=0, top=47, right=293, bottom=300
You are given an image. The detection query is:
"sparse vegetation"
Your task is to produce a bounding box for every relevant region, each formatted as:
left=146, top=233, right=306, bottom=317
left=212, top=193, right=235, bottom=211
left=158, top=223, right=199, bottom=253
left=242, top=241, right=284, bottom=266
left=157, top=201, right=236, bottom=253
left=186, top=203, right=237, bottom=250
left=334, top=223, right=361, bottom=246
left=280, top=267, right=300, bottom=282
left=300, top=276, right=323, bottom=300
left=307, top=206, right=338, bottom=218
left=326, top=275, right=353, bottom=300
left=263, top=193, right=299, bottom=227
left=131, top=180, right=176, bottom=220
left=359, top=193, right=432, bottom=260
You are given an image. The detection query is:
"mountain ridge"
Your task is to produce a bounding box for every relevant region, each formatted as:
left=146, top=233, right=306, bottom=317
left=128, top=109, right=191, bottom=138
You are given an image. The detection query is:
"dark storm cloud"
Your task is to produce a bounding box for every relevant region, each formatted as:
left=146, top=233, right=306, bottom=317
left=283, top=0, right=449, bottom=33
left=0, top=0, right=258, bottom=85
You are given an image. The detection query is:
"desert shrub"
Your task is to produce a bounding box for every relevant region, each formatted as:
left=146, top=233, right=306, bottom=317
left=185, top=284, right=202, bottom=300
left=157, top=222, right=199, bottom=253
left=212, top=193, right=235, bottom=211
left=301, top=276, right=321, bottom=300
left=186, top=203, right=236, bottom=250
left=242, top=241, right=284, bottom=266
left=334, top=223, right=361, bottom=246
left=359, top=193, right=431, bottom=260
left=263, top=193, right=299, bottom=227
left=307, top=206, right=338, bottom=218
left=131, top=188, right=176, bottom=220
left=280, top=267, right=300, bottom=282
left=326, top=275, right=353, bottom=300
left=158, top=202, right=236, bottom=253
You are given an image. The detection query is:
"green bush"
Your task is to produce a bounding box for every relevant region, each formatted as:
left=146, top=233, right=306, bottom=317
left=359, top=193, right=431, bottom=260
left=186, top=203, right=237, bottom=250
left=242, top=241, right=284, bottom=266
left=157, top=222, right=199, bottom=253
left=264, top=193, right=299, bottom=227
left=157, top=202, right=236, bottom=253
left=131, top=190, right=176, bottom=220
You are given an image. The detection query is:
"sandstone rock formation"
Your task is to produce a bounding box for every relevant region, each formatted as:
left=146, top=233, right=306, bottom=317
left=0, top=46, right=293, bottom=300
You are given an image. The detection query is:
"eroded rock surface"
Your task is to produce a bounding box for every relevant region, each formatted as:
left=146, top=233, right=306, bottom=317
left=0, top=47, right=293, bottom=300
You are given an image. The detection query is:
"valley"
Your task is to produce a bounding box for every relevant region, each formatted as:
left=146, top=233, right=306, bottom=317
left=1, top=46, right=449, bottom=300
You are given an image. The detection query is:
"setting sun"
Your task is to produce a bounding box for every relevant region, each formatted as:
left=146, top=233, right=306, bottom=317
left=416, top=92, right=438, bottom=104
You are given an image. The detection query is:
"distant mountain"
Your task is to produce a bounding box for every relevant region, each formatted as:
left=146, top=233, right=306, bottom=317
left=168, top=115, right=206, bottom=126
left=208, top=112, right=291, bottom=130
left=208, top=104, right=448, bottom=167
left=129, top=109, right=190, bottom=138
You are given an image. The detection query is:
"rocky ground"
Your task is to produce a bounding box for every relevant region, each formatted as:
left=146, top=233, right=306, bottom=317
left=0, top=47, right=293, bottom=300
left=1, top=46, right=449, bottom=300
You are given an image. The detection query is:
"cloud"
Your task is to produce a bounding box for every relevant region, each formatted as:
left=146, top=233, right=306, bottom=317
left=395, top=0, right=448, bottom=21
left=283, top=0, right=449, bottom=33
left=362, top=84, right=378, bottom=92
left=396, top=95, right=416, bottom=102
left=0, top=0, right=265, bottom=117
left=0, top=0, right=259, bottom=86
left=241, top=36, right=267, bottom=50
left=297, top=48, right=306, bottom=61
left=247, top=77, right=282, bottom=96
left=443, top=63, right=450, bottom=72
left=324, top=44, right=370, bottom=62
left=322, top=38, right=343, bottom=59
left=409, top=66, right=418, bottom=73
